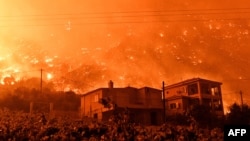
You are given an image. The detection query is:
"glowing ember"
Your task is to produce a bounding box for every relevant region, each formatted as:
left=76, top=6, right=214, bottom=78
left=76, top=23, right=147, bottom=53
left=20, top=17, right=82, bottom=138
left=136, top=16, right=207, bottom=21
left=47, top=73, right=53, bottom=80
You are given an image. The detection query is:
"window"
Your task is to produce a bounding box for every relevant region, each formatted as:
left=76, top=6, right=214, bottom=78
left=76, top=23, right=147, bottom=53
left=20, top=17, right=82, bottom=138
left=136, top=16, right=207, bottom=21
left=213, top=100, right=223, bottom=111
left=200, top=83, right=211, bottom=94
left=170, top=103, right=177, bottom=109
left=211, top=87, right=220, bottom=96
left=93, top=113, right=98, bottom=119
left=203, top=99, right=212, bottom=108
left=188, top=83, right=198, bottom=95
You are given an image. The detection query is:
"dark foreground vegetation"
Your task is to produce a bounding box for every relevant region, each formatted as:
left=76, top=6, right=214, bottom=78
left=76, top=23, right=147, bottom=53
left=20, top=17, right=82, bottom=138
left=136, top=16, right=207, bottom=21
left=0, top=103, right=249, bottom=141
left=0, top=108, right=223, bottom=141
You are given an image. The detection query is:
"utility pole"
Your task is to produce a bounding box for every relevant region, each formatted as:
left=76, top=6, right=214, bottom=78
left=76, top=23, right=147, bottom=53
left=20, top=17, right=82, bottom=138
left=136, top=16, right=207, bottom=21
left=162, top=81, right=166, bottom=123
left=40, top=68, right=43, bottom=95
left=239, top=90, right=243, bottom=109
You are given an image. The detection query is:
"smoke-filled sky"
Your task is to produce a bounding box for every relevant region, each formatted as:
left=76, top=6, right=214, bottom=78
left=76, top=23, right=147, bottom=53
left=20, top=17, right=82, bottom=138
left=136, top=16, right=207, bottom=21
left=0, top=0, right=250, bottom=108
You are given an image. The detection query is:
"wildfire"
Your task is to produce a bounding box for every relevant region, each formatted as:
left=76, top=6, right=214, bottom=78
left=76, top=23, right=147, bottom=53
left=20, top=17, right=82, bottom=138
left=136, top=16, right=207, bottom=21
left=0, top=0, right=249, bottom=108
left=0, top=66, right=22, bottom=85
left=46, top=73, right=53, bottom=80
left=0, top=74, right=16, bottom=85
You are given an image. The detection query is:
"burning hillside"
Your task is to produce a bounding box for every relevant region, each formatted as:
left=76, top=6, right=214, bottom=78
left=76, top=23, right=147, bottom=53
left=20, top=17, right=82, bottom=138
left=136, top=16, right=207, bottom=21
left=0, top=0, right=250, bottom=107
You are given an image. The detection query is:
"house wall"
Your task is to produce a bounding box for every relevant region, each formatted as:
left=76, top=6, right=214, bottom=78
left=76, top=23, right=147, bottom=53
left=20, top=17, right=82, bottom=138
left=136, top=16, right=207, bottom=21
left=165, top=86, right=188, bottom=98
left=102, top=87, right=162, bottom=109
left=81, top=87, right=163, bottom=124
left=165, top=98, right=184, bottom=115
left=81, top=89, right=107, bottom=120
left=102, top=87, right=140, bottom=108
left=139, top=88, right=163, bottom=109
left=123, top=108, right=163, bottom=125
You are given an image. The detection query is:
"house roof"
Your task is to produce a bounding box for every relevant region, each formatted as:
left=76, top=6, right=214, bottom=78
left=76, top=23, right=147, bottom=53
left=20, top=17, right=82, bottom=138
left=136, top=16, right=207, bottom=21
left=81, top=86, right=161, bottom=97
left=80, top=87, right=136, bottom=97
left=165, top=77, right=222, bottom=89
left=139, top=86, right=162, bottom=91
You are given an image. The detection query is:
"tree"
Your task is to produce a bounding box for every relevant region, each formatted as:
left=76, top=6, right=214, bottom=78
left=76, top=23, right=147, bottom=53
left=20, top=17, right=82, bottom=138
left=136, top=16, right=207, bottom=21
left=165, top=113, right=190, bottom=126
left=98, top=97, right=116, bottom=109
left=225, top=103, right=250, bottom=125
left=189, top=104, right=221, bottom=128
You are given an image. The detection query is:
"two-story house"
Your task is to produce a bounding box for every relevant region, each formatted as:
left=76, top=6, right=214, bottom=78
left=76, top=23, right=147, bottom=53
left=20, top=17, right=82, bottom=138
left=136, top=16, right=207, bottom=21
left=164, top=78, right=224, bottom=116
left=80, top=80, right=164, bottom=125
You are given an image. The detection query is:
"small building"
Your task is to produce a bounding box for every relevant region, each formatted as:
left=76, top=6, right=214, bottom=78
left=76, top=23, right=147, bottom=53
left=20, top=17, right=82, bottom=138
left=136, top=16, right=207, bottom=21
left=80, top=80, right=164, bottom=125
left=164, top=78, right=224, bottom=116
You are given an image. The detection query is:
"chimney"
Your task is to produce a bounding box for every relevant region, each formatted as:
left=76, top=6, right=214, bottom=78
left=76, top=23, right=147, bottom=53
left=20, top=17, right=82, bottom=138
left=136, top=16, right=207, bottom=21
left=108, top=80, right=114, bottom=88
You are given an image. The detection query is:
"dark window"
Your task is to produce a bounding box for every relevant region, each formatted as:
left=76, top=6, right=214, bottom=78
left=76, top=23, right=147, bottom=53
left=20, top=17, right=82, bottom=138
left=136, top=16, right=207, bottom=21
left=150, top=112, right=157, bottom=125
left=178, top=103, right=181, bottom=109
left=189, top=98, right=200, bottom=106
left=203, top=99, right=212, bottom=108
left=93, top=113, right=98, bottom=119
left=170, top=103, right=177, bottom=109
left=200, top=83, right=211, bottom=94
left=188, top=83, right=198, bottom=95
left=213, top=100, right=223, bottom=111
